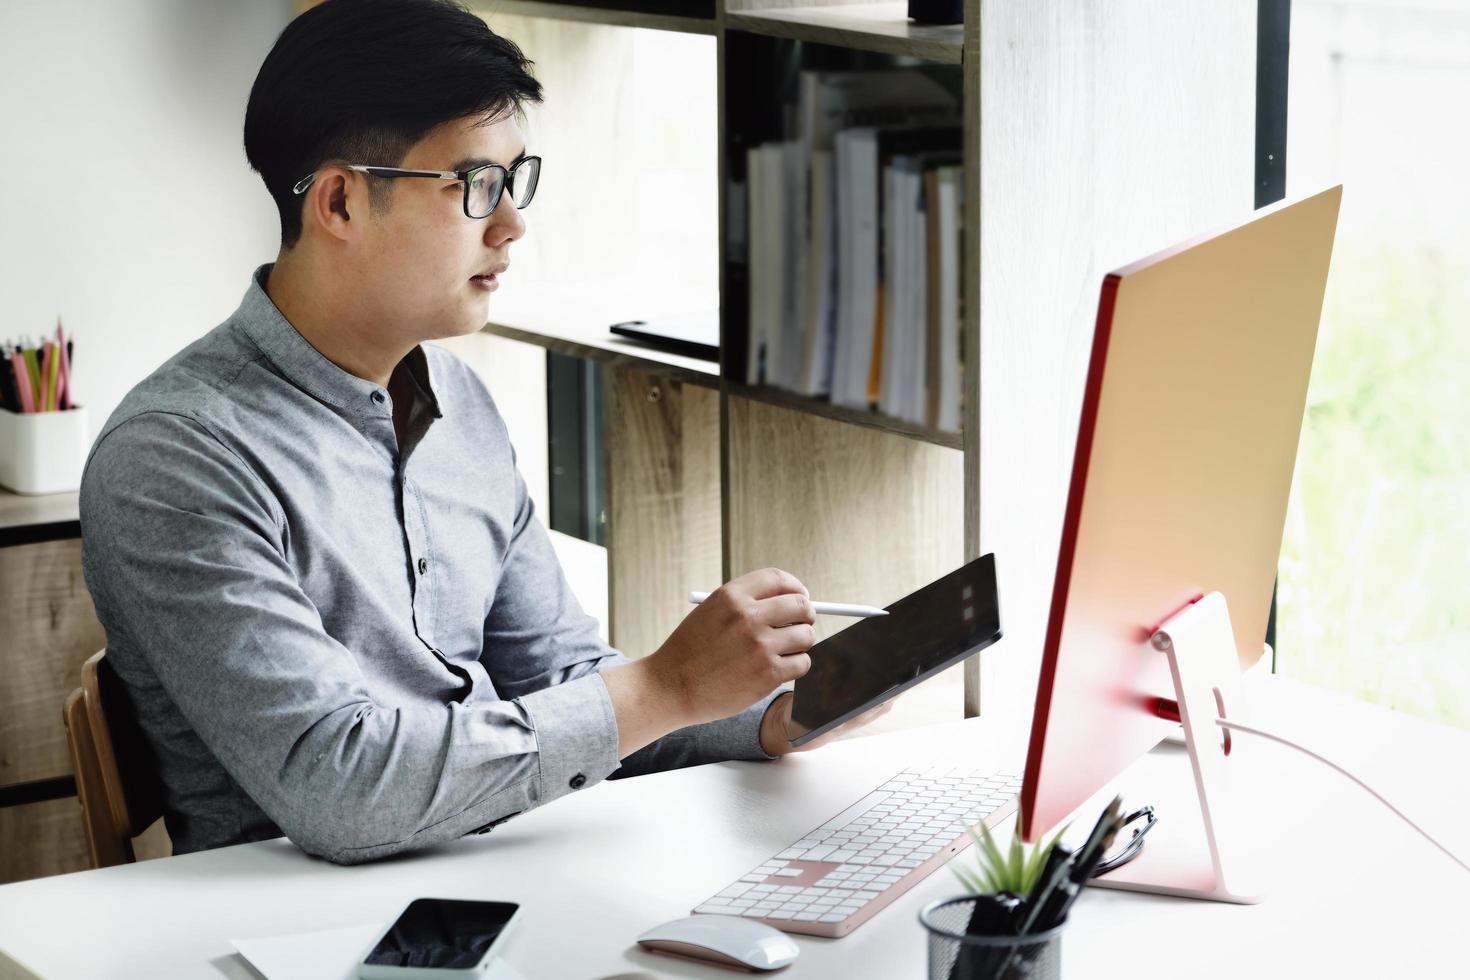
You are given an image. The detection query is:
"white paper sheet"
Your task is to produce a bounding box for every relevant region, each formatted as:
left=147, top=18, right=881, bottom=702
left=230, top=923, right=528, bottom=980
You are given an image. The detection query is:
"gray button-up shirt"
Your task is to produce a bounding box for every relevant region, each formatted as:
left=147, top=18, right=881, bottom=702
left=80, top=265, right=778, bottom=865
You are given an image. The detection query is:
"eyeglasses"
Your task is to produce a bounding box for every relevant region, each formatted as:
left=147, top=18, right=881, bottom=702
left=1089, top=805, right=1157, bottom=878
left=291, top=156, right=542, bottom=219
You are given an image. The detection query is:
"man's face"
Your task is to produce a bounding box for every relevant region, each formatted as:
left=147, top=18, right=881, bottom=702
left=354, top=111, right=528, bottom=344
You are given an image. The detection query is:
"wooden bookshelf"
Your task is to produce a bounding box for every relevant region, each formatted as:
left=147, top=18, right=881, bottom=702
left=480, top=280, right=720, bottom=389
left=723, top=380, right=961, bottom=449
left=480, top=0, right=716, bottom=34
left=484, top=313, right=961, bottom=448
left=467, top=0, right=1254, bottom=727
left=725, top=3, right=962, bottom=63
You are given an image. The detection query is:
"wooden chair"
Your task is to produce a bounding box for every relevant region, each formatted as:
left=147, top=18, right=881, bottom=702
left=62, top=650, right=166, bottom=868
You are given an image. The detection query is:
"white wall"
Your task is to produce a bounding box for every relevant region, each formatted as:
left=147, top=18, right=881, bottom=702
left=0, top=0, right=292, bottom=438
left=0, top=1, right=612, bottom=632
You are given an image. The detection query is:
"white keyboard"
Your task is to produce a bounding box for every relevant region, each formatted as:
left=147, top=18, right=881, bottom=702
left=692, top=766, right=1022, bottom=938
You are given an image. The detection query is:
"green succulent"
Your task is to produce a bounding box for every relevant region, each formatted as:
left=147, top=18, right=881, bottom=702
left=950, top=816, right=1070, bottom=897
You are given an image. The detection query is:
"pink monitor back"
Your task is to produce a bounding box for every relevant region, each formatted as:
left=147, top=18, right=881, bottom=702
left=1019, top=187, right=1343, bottom=841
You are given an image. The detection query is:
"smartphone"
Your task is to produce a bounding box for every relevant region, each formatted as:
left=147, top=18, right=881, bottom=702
left=357, top=898, right=521, bottom=979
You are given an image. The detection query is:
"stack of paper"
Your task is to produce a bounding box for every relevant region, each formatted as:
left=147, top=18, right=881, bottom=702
left=230, top=923, right=530, bottom=980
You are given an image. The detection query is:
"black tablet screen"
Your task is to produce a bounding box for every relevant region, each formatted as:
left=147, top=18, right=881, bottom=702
left=788, top=555, right=1001, bottom=746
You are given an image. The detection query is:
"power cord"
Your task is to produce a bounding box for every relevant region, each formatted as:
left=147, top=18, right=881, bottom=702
left=1216, top=717, right=1470, bottom=876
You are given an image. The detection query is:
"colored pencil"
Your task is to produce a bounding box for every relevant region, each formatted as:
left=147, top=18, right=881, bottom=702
left=56, top=321, right=72, bottom=410
left=22, top=347, right=39, bottom=408
left=40, top=342, right=54, bottom=412
left=11, top=351, right=35, bottom=413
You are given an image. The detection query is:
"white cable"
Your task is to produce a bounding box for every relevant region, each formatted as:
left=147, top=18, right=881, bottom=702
left=1216, top=717, right=1470, bottom=876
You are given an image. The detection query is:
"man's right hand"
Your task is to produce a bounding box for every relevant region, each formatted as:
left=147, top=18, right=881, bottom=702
left=599, top=568, right=816, bottom=757
left=647, top=567, right=817, bottom=727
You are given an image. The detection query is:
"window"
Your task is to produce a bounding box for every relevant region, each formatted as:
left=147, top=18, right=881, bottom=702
left=1278, top=0, right=1470, bottom=728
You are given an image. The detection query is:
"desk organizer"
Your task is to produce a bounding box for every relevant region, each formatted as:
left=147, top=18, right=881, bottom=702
left=0, top=406, right=90, bottom=494
left=921, top=896, right=1064, bottom=980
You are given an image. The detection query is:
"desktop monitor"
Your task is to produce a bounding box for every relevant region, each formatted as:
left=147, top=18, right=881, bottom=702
left=1017, top=188, right=1343, bottom=892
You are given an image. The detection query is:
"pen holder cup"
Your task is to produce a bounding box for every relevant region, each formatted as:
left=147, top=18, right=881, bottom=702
left=920, top=896, right=1065, bottom=980
left=0, top=406, right=90, bottom=494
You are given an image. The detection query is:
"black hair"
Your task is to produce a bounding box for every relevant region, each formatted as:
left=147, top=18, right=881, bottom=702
left=244, top=0, right=543, bottom=249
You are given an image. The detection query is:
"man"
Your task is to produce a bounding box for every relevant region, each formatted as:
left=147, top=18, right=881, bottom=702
left=79, top=0, right=886, bottom=866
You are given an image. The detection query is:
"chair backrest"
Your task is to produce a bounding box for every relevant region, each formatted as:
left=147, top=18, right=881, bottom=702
left=62, top=650, right=166, bottom=868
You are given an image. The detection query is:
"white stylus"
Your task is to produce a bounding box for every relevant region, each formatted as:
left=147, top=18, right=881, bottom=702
left=687, top=591, right=888, bottom=618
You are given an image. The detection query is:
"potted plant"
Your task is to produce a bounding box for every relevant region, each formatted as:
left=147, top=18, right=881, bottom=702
left=928, top=796, right=1136, bottom=978
left=919, top=815, right=1077, bottom=980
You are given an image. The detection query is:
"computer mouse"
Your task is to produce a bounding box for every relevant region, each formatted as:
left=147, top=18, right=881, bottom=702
left=636, top=914, right=800, bottom=972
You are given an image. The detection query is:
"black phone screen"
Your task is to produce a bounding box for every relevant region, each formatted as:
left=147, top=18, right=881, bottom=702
left=364, top=899, right=518, bottom=969
left=788, top=554, right=1001, bottom=746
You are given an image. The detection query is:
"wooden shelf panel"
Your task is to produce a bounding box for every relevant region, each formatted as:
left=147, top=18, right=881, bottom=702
left=477, top=285, right=960, bottom=447
left=482, top=320, right=720, bottom=387
left=479, top=280, right=721, bottom=387
left=725, top=3, right=962, bottom=63
left=0, top=490, right=80, bottom=545
left=476, top=1, right=717, bottom=34
left=726, top=382, right=962, bottom=449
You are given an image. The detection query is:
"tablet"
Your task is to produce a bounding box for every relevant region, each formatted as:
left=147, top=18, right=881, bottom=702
left=786, top=554, right=1001, bottom=748
left=609, top=311, right=719, bottom=362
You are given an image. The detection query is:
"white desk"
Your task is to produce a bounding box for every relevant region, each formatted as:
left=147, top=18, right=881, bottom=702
left=1, top=676, right=1466, bottom=979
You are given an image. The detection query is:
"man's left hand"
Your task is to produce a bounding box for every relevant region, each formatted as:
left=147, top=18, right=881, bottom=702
left=758, top=691, right=894, bottom=758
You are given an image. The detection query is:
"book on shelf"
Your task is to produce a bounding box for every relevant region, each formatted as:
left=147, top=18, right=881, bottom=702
left=831, top=126, right=879, bottom=411
left=779, top=140, right=808, bottom=392
left=742, top=68, right=964, bottom=433
left=798, top=147, right=837, bottom=397
left=929, top=165, right=963, bottom=433
left=874, top=129, right=960, bottom=425
left=877, top=155, right=915, bottom=421
left=745, top=141, right=797, bottom=388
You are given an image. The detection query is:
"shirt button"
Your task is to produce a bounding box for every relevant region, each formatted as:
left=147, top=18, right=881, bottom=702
left=371, top=390, right=386, bottom=404
left=418, top=557, right=429, bottom=575
left=569, top=773, right=587, bottom=790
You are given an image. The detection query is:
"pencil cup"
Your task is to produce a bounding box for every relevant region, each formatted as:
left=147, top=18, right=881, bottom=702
left=0, top=406, right=90, bottom=494
left=920, top=896, right=1064, bottom=980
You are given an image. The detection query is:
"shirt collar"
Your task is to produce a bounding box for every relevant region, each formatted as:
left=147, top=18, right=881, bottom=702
left=397, top=344, right=444, bottom=419
left=234, top=263, right=443, bottom=419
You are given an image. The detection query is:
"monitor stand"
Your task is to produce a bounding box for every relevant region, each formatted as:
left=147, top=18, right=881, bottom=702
left=1090, top=591, right=1266, bottom=904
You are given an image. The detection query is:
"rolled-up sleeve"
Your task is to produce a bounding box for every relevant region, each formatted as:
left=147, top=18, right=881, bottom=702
left=479, top=456, right=783, bottom=778
left=82, top=411, right=621, bottom=865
